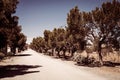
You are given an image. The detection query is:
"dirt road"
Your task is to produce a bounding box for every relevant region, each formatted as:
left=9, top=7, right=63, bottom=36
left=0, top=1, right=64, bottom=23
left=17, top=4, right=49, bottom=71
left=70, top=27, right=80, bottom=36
left=0, top=49, right=110, bottom=80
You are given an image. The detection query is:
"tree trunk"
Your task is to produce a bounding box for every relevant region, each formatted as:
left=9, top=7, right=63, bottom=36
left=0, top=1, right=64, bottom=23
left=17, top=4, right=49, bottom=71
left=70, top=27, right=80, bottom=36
left=63, top=46, right=67, bottom=59
left=98, top=36, right=106, bottom=65
left=11, top=47, right=16, bottom=55
left=57, top=51, right=60, bottom=58
left=51, top=48, right=54, bottom=56
left=2, top=44, right=7, bottom=55
left=5, top=44, right=7, bottom=55
left=98, top=48, right=103, bottom=65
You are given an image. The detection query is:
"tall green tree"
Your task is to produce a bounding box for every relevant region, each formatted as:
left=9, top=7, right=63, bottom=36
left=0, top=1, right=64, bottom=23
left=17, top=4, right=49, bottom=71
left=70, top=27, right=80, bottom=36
left=0, top=0, right=19, bottom=54
left=17, top=33, right=27, bottom=52
left=67, top=6, right=86, bottom=51
left=91, top=0, right=120, bottom=65
left=0, top=0, right=26, bottom=54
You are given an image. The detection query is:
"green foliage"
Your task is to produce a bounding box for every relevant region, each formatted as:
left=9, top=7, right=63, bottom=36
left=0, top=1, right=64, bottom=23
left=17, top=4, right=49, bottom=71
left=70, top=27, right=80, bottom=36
left=92, top=0, right=120, bottom=49
left=0, top=0, right=26, bottom=54
left=67, top=6, right=86, bottom=50
left=17, top=33, right=27, bottom=51
left=30, top=37, right=45, bottom=52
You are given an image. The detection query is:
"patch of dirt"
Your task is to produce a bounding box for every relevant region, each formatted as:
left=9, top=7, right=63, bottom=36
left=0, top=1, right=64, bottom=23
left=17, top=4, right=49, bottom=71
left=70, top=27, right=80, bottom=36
left=87, top=66, right=120, bottom=80
left=100, top=66, right=120, bottom=73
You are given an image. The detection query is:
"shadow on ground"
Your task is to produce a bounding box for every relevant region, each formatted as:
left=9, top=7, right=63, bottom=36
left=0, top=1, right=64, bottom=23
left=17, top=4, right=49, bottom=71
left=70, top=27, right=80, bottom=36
left=103, top=61, right=120, bottom=67
left=0, top=65, right=42, bottom=79
left=76, top=61, right=120, bottom=67
left=11, top=54, right=32, bottom=57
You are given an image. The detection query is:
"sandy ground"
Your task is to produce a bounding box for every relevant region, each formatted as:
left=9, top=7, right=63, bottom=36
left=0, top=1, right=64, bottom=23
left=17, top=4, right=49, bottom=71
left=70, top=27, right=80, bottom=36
left=0, top=49, right=120, bottom=80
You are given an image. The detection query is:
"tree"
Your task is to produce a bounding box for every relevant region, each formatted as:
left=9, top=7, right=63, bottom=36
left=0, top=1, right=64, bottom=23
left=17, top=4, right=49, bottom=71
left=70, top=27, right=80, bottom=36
left=30, top=0, right=120, bottom=66
left=0, top=0, right=19, bottom=54
left=44, top=30, right=52, bottom=49
left=91, top=0, right=120, bottom=65
left=17, top=33, right=27, bottom=52
left=30, top=37, right=45, bottom=53
left=67, top=6, right=86, bottom=51
left=0, top=0, right=26, bottom=55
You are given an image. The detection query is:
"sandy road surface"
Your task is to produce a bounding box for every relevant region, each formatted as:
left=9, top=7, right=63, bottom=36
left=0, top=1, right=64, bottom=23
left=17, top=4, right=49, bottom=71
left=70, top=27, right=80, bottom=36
left=0, top=49, right=108, bottom=80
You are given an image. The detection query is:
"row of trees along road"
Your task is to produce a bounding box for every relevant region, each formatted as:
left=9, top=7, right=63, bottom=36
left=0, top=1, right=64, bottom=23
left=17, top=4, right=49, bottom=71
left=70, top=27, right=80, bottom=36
left=30, top=0, right=120, bottom=65
left=0, top=0, right=27, bottom=56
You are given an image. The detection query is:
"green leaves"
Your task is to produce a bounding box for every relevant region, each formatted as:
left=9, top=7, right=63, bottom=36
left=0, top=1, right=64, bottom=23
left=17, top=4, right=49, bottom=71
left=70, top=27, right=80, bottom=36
left=0, top=0, right=26, bottom=54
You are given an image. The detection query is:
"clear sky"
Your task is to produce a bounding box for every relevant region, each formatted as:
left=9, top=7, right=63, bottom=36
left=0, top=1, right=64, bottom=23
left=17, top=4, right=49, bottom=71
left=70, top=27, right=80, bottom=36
left=15, top=0, right=114, bottom=44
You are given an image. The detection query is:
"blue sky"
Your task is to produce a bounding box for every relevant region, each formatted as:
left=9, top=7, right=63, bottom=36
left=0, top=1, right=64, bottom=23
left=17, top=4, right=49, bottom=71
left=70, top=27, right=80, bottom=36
left=15, top=0, right=114, bottom=44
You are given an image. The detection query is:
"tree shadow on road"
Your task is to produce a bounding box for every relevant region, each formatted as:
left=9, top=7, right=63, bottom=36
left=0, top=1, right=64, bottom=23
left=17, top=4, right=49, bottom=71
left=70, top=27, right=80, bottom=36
left=11, top=54, right=32, bottom=57
left=0, top=65, right=42, bottom=79
left=76, top=61, right=120, bottom=67
left=103, top=61, right=120, bottom=67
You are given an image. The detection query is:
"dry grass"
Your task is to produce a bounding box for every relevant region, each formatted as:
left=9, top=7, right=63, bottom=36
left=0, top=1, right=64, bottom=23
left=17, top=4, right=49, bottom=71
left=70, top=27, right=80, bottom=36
left=72, top=49, right=120, bottom=62
left=103, top=50, right=120, bottom=63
